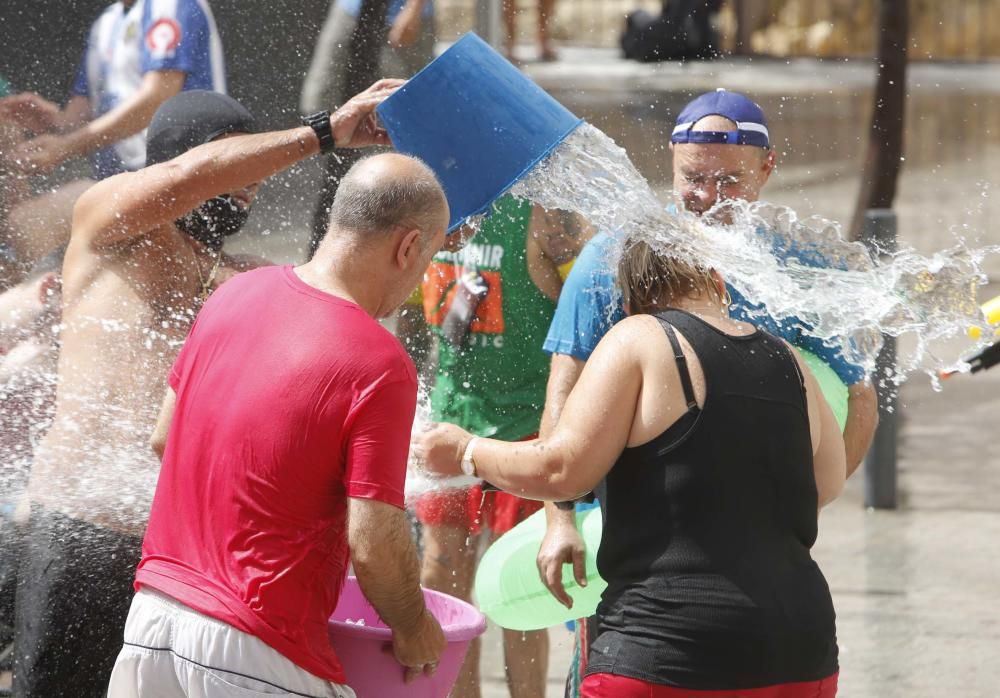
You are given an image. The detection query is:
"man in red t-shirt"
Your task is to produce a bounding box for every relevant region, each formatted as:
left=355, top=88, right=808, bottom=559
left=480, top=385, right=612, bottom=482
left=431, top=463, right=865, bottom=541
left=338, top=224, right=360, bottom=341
left=107, top=153, right=450, bottom=697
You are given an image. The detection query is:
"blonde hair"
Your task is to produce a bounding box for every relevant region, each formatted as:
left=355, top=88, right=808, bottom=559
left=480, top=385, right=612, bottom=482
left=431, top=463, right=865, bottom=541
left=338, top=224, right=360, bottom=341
left=617, top=238, right=722, bottom=315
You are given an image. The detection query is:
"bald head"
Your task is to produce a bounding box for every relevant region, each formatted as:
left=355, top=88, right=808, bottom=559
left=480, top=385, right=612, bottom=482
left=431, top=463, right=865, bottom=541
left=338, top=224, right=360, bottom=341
left=692, top=114, right=736, bottom=131
left=328, top=153, right=448, bottom=244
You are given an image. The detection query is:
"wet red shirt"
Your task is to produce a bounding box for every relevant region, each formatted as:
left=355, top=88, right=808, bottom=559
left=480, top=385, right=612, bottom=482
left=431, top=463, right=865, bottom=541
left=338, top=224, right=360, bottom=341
left=136, top=265, right=416, bottom=683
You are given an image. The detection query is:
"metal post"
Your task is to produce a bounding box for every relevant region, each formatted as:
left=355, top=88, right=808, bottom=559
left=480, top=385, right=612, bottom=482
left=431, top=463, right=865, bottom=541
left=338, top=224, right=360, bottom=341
left=475, top=0, right=504, bottom=50
left=861, top=209, right=899, bottom=509
left=733, top=0, right=766, bottom=56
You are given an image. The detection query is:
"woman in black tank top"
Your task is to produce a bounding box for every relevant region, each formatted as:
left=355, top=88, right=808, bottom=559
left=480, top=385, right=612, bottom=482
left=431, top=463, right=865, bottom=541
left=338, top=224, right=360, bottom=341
left=415, top=239, right=847, bottom=697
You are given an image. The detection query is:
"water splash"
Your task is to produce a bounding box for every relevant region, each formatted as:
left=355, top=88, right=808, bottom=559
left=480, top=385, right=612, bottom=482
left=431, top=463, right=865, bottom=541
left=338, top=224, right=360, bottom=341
left=510, top=123, right=998, bottom=383
left=0, top=344, right=57, bottom=512
left=0, top=298, right=199, bottom=531
left=404, top=385, right=481, bottom=503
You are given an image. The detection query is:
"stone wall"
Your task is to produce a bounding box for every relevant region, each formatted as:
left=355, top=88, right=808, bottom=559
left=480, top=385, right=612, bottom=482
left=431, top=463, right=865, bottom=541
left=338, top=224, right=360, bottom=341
left=739, top=0, right=1000, bottom=60
left=436, top=0, right=1000, bottom=59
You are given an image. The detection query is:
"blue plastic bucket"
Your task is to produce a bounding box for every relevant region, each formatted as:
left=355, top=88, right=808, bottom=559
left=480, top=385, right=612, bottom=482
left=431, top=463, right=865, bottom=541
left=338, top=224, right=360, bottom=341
left=376, top=33, right=583, bottom=231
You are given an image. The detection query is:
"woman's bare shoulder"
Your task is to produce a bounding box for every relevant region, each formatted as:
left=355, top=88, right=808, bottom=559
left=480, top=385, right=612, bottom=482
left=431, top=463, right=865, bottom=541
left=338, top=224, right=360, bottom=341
left=591, top=314, right=668, bottom=363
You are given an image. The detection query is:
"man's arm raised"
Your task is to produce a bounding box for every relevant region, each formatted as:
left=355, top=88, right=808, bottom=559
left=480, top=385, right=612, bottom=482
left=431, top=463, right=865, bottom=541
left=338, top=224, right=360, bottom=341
left=71, top=79, right=403, bottom=250
left=527, top=206, right=594, bottom=301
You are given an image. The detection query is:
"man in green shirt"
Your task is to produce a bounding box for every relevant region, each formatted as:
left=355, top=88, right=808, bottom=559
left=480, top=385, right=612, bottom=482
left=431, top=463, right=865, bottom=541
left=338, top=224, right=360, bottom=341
left=416, top=194, right=589, bottom=698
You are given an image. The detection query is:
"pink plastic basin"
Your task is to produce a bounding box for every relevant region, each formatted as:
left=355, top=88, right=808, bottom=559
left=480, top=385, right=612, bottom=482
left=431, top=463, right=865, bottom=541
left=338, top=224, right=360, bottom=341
left=329, top=576, right=487, bottom=697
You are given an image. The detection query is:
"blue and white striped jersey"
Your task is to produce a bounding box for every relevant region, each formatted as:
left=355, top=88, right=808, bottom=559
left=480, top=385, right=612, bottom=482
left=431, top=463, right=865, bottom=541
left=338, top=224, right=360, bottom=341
left=71, top=0, right=227, bottom=177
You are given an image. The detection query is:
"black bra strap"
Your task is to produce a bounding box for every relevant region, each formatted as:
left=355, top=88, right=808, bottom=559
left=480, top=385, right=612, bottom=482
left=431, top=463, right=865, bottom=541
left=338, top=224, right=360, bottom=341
left=657, top=319, right=699, bottom=411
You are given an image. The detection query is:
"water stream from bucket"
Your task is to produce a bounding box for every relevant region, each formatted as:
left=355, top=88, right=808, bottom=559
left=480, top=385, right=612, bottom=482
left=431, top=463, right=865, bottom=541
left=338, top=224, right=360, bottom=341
left=404, top=122, right=997, bottom=499
left=509, top=123, right=998, bottom=386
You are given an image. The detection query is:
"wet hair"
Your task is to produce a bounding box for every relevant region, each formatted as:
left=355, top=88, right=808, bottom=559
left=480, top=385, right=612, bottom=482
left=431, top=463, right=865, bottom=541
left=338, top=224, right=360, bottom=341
left=328, top=155, right=445, bottom=244
left=617, top=237, right=722, bottom=315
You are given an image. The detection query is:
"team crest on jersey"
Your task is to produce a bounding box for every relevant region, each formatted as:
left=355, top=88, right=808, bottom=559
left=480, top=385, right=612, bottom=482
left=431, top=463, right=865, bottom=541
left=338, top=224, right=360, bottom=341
left=146, top=18, right=182, bottom=55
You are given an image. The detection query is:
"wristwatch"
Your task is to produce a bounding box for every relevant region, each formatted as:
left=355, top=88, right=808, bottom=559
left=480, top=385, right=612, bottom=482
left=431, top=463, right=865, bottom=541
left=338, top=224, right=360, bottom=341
left=461, top=437, right=480, bottom=478
left=301, top=111, right=336, bottom=153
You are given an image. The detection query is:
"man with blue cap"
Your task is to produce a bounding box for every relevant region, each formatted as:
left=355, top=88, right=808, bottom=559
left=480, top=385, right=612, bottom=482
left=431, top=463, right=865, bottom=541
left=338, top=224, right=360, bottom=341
left=668, top=88, right=775, bottom=214
left=534, top=88, right=879, bottom=695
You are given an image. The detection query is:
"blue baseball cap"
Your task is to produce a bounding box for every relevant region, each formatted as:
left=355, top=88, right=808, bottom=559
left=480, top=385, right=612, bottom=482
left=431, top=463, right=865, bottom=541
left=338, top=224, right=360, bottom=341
left=670, top=89, right=770, bottom=149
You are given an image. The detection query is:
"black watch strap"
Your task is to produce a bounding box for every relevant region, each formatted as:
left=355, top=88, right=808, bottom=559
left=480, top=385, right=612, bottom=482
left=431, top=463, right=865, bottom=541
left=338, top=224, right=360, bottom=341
left=302, top=111, right=336, bottom=153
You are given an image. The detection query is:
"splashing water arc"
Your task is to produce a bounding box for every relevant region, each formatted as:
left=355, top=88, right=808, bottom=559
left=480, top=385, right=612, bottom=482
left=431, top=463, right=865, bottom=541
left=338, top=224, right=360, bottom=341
left=509, top=123, right=997, bottom=384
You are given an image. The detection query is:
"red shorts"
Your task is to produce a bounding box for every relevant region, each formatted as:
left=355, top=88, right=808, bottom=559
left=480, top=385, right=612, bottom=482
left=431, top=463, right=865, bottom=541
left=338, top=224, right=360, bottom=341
left=580, top=673, right=839, bottom=698
left=414, top=433, right=542, bottom=536
left=413, top=483, right=543, bottom=536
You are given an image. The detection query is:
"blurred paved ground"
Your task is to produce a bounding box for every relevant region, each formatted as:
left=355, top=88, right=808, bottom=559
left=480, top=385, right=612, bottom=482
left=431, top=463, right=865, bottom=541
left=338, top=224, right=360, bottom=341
left=519, top=45, right=1000, bottom=95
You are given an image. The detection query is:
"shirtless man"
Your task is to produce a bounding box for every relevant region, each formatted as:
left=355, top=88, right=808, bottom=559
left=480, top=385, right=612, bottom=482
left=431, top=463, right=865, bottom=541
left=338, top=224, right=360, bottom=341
left=15, top=81, right=400, bottom=697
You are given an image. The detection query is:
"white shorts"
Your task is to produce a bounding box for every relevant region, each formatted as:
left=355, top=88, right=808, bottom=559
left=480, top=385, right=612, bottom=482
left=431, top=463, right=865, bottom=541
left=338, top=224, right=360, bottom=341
left=108, top=588, right=355, bottom=698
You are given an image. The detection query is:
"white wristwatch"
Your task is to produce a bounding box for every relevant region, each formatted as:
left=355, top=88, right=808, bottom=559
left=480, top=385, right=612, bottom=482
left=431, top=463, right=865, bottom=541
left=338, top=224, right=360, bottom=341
left=461, top=437, right=480, bottom=477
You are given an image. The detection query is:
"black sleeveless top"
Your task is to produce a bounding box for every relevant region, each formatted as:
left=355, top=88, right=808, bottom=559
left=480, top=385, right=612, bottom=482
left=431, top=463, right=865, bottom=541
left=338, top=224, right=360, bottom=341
left=587, top=310, right=838, bottom=689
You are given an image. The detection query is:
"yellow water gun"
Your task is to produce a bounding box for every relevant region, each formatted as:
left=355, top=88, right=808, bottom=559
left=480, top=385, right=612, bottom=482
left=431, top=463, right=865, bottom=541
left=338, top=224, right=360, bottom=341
left=968, top=294, right=1000, bottom=340
left=942, top=294, right=1000, bottom=378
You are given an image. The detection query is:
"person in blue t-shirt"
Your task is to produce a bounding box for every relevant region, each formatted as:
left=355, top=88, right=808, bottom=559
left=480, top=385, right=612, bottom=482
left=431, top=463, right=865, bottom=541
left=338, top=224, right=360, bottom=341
left=0, top=0, right=226, bottom=279
left=534, top=89, right=880, bottom=696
